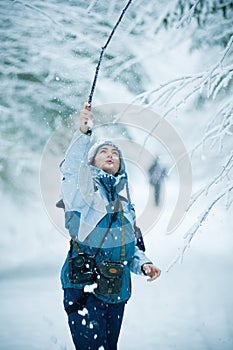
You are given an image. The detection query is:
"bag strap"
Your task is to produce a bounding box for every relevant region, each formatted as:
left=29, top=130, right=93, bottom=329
left=118, top=195, right=146, bottom=251
left=119, top=200, right=125, bottom=261
left=71, top=196, right=126, bottom=261
left=71, top=238, right=83, bottom=255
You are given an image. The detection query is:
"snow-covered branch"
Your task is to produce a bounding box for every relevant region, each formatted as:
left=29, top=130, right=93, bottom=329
left=167, top=184, right=233, bottom=271
left=187, top=151, right=233, bottom=209
left=176, top=0, right=201, bottom=27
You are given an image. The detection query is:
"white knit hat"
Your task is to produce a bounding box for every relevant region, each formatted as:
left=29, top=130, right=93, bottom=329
left=87, top=139, right=126, bottom=175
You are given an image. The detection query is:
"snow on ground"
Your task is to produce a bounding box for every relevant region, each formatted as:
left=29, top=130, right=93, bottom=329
left=0, top=272, right=70, bottom=350
left=1, top=177, right=233, bottom=350
left=1, top=228, right=233, bottom=350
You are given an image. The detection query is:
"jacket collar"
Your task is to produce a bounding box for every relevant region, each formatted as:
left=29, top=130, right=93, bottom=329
left=90, top=166, right=127, bottom=202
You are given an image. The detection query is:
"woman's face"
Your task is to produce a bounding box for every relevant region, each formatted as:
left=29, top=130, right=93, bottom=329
left=93, top=145, right=120, bottom=175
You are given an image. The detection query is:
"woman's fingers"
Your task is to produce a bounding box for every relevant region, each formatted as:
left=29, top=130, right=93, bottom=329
left=84, top=102, right=91, bottom=111
left=80, top=107, right=94, bottom=133
left=143, top=264, right=161, bottom=282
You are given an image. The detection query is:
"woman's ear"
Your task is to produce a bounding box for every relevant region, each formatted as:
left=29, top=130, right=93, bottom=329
left=91, top=156, right=96, bottom=167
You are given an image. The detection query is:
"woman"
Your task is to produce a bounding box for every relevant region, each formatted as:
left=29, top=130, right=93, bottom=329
left=59, top=104, right=161, bottom=350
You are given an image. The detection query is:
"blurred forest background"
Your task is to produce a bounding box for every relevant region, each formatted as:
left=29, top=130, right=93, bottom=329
left=1, top=0, right=232, bottom=258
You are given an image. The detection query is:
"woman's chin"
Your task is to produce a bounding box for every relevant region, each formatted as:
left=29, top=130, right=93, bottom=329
left=102, top=165, right=116, bottom=175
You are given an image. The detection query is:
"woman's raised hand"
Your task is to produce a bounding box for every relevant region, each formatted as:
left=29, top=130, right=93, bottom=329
left=79, top=102, right=94, bottom=134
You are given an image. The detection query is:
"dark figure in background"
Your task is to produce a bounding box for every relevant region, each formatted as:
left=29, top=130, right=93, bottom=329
left=149, top=157, right=167, bottom=206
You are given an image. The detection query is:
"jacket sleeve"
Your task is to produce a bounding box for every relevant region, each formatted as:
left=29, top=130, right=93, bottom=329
left=60, top=130, right=92, bottom=210
left=129, top=245, right=153, bottom=276
left=60, top=130, right=108, bottom=241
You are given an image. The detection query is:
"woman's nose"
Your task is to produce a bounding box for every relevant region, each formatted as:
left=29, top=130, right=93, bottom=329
left=107, top=152, right=113, bottom=158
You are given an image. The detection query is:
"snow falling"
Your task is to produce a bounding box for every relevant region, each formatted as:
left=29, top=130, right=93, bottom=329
left=0, top=0, right=233, bottom=349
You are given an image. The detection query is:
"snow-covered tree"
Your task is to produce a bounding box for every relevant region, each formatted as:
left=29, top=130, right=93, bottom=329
left=131, top=0, right=233, bottom=262
left=1, top=1, right=232, bottom=259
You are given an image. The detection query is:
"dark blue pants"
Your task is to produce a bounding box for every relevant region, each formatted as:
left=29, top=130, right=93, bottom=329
left=63, top=288, right=126, bottom=350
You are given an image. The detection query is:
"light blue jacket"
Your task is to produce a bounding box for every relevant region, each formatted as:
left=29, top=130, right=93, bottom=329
left=60, top=130, right=152, bottom=304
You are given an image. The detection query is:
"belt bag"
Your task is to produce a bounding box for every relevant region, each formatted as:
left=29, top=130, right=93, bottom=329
left=68, top=253, right=95, bottom=284
left=95, top=261, right=124, bottom=295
